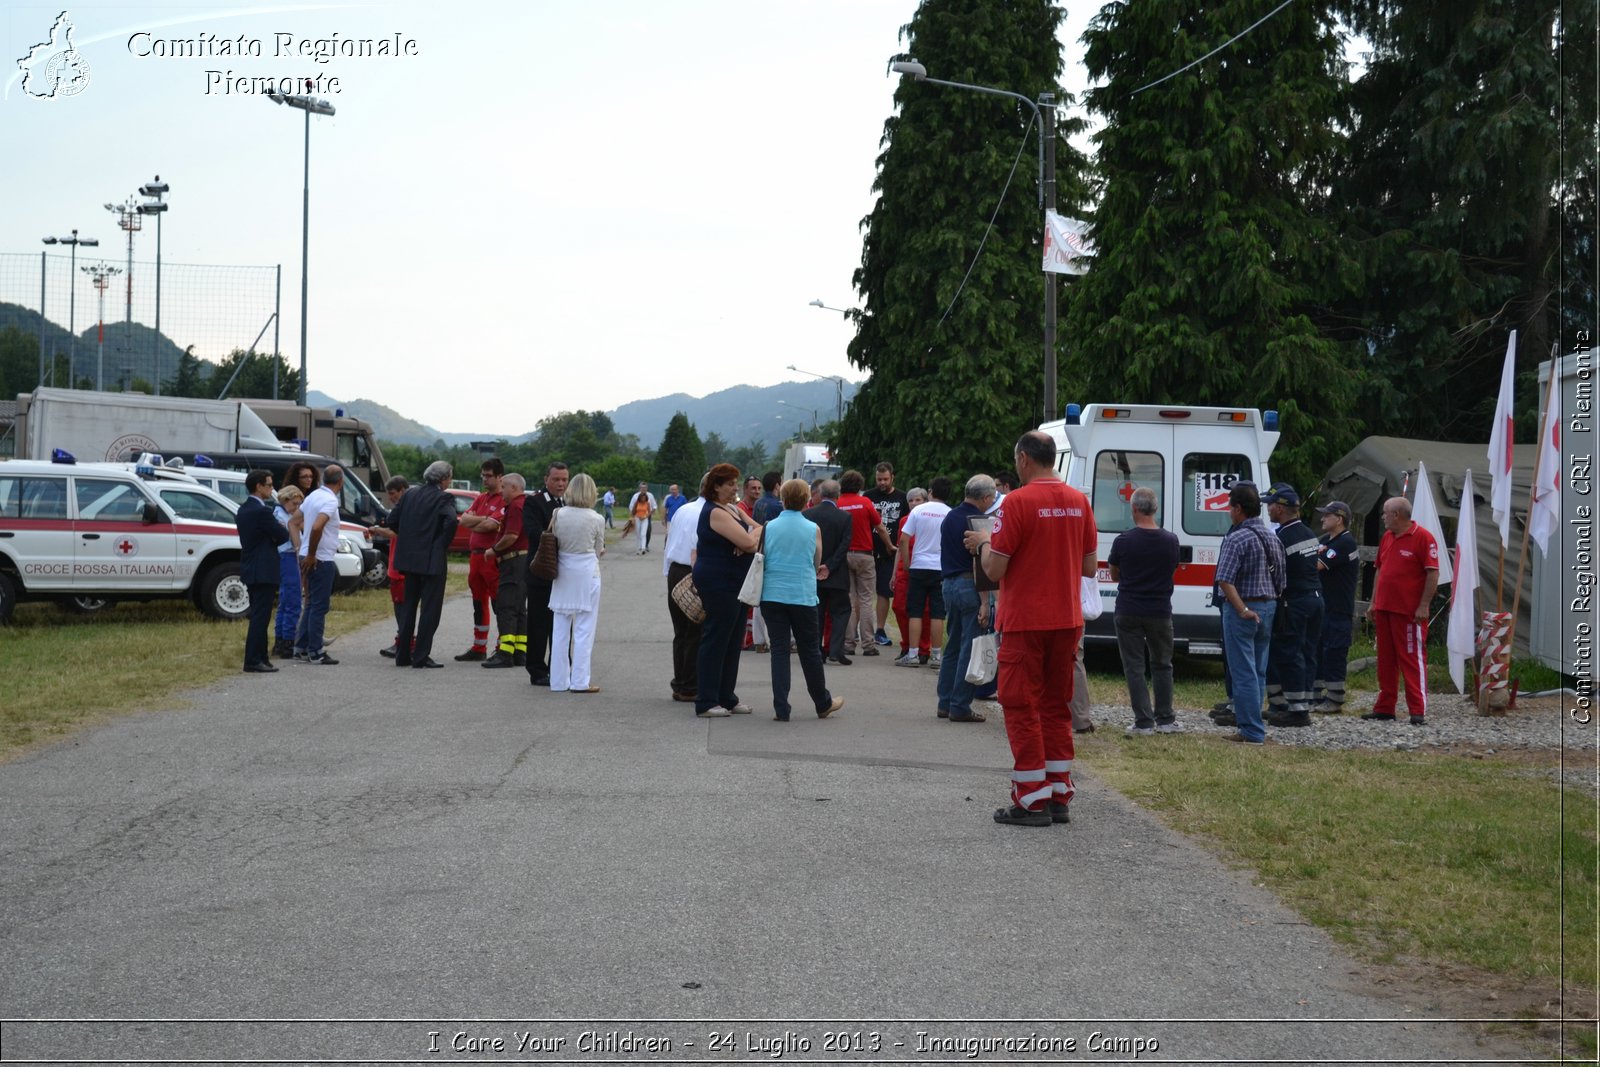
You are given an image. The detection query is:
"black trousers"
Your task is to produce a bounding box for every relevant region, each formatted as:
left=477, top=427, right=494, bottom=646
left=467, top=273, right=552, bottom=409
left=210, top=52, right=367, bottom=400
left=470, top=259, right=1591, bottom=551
left=695, top=585, right=745, bottom=714
left=666, top=562, right=702, bottom=696
left=397, top=571, right=446, bottom=665
left=245, top=582, right=277, bottom=666
left=761, top=601, right=831, bottom=718
left=495, top=555, right=528, bottom=652
left=817, top=586, right=851, bottom=658
left=526, top=577, right=554, bottom=676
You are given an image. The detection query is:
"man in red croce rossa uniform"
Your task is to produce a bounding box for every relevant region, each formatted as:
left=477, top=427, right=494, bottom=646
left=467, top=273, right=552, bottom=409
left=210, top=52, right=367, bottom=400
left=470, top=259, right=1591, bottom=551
left=457, top=458, right=507, bottom=664
left=1363, top=495, right=1439, bottom=725
left=967, top=431, right=1098, bottom=827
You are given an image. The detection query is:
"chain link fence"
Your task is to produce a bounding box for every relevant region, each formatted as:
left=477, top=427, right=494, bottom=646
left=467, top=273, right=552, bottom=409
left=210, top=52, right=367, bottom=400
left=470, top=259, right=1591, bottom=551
left=1, top=251, right=280, bottom=393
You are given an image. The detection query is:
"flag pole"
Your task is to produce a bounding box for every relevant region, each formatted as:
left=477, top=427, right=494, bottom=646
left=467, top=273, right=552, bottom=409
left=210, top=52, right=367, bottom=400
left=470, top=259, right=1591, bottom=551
left=1507, top=355, right=1561, bottom=654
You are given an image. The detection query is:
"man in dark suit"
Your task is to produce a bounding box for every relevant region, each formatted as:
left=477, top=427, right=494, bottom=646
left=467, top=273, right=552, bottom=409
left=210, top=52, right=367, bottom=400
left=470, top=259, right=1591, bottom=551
left=390, top=460, right=460, bottom=669
left=523, top=461, right=569, bottom=686
left=236, top=469, right=289, bottom=673
left=803, top=479, right=854, bottom=665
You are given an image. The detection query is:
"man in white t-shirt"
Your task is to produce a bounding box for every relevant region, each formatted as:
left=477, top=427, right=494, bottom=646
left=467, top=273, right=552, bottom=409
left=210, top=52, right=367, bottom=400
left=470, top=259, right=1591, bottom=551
left=296, top=464, right=344, bottom=665
left=663, top=491, right=707, bottom=702
left=895, top=476, right=953, bottom=666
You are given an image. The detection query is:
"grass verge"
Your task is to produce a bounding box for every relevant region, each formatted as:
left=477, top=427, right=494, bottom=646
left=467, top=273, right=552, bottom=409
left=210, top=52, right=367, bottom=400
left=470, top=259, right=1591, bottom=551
left=0, top=572, right=465, bottom=758
left=1079, top=730, right=1598, bottom=999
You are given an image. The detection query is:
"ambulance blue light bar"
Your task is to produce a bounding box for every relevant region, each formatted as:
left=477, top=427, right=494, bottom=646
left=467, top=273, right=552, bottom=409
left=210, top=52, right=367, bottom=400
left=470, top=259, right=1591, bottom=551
left=1264, top=410, right=1279, bottom=431
left=1065, top=404, right=1082, bottom=425
left=193, top=454, right=214, bottom=468
left=51, top=448, right=76, bottom=464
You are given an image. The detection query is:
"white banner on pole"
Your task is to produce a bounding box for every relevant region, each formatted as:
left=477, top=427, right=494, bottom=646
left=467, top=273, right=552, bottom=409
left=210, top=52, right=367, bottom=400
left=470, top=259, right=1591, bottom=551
left=1043, top=211, right=1095, bottom=275
left=1446, top=470, right=1481, bottom=693
left=1413, top=460, right=1453, bottom=586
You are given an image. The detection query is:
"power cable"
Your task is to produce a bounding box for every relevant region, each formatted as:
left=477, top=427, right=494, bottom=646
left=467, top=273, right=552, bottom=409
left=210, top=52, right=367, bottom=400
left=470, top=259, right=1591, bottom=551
left=1130, top=0, right=1297, bottom=96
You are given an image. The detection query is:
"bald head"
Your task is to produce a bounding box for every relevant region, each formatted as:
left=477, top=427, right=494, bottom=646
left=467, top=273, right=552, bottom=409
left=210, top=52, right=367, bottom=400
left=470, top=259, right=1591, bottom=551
left=1382, top=495, right=1412, bottom=534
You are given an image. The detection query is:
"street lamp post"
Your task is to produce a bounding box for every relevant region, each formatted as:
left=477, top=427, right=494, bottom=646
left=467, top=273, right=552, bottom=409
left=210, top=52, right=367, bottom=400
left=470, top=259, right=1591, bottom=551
left=808, top=298, right=852, bottom=318
left=890, top=60, right=1060, bottom=423
left=138, top=176, right=169, bottom=394
left=776, top=398, right=819, bottom=436
left=266, top=86, right=336, bottom=406
left=41, top=229, right=99, bottom=387
left=786, top=364, right=845, bottom=426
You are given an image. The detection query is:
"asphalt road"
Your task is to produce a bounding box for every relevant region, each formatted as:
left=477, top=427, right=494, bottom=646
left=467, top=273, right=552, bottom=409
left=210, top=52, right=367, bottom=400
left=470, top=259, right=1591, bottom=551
left=0, top=542, right=1522, bottom=1065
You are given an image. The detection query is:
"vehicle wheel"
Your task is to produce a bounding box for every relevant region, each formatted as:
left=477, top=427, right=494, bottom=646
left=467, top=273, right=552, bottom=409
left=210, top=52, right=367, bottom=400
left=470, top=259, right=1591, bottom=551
left=360, top=556, right=389, bottom=590
left=58, top=595, right=116, bottom=616
left=196, top=562, right=250, bottom=620
left=0, top=572, right=15, bottom=625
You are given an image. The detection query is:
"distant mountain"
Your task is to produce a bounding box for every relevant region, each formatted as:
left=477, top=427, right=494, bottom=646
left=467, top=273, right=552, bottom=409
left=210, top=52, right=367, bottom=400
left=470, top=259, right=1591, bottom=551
left=1, top=301, right=189, bottom=389
left=312, top=379, right=859, bottom=453
left=610, top=379, right=859, bottom=450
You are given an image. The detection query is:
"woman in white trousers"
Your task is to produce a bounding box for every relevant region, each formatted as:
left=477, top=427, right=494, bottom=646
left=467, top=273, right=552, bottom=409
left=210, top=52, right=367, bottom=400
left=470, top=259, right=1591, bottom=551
left=547, top=474, right=607, bottom=693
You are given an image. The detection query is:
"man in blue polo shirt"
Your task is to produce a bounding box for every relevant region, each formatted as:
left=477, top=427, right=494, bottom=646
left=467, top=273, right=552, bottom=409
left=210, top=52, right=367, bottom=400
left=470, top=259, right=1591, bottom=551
left=937, top=474, right=998, bottom=723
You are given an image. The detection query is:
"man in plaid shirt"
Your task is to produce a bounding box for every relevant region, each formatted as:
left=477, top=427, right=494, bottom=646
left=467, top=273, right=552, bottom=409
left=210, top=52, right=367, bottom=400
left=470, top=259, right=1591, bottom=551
left=1214, top=482, right=1287, bottom=744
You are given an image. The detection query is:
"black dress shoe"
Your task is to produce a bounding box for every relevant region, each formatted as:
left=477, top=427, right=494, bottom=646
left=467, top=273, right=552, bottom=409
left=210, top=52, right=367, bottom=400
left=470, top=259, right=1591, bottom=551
left=826, top=655, right=852, bottom=666
left=531, top=674, right=550, bottom=686
left=481, top=651, right=515, bottom=668
left=454, top=649, right=486, bottom=662
left=379, top=645, right=397, bottom=659
left=243, top=662, right=279, bottom=674
left=412, top=657, right=444, bottom=669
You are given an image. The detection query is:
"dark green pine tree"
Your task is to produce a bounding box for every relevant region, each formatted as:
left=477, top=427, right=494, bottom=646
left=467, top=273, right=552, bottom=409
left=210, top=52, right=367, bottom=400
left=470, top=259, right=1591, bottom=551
left=835, top=0, right=1089, bottom=484
left=163, top=346, right=210, bottom=398
left=652, top=412, right=706, bottom=486
left=1065, top=0, right=1359, bottom=491
left=1328, top=0, right=1594, bottom=437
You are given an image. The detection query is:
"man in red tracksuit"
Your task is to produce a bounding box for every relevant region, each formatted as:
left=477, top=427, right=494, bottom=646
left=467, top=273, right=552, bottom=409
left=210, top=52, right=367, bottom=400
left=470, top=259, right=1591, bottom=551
left=457, top=458, right=506, bottom=663
left=1364, top=496, right=1439, bottom=725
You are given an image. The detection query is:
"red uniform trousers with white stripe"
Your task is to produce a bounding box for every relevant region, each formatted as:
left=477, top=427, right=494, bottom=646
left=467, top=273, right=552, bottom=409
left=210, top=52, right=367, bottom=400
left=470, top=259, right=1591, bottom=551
left=466, top=553, right=500, bottom=653
left=1371, top=609, right=1427, bottom=718
left=997, top=626, right=1081, bottom=811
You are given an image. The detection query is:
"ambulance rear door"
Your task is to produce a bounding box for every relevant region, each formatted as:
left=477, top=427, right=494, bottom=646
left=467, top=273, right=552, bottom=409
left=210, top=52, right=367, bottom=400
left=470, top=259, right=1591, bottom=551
left=1077, top=422, right=1177, bottom=648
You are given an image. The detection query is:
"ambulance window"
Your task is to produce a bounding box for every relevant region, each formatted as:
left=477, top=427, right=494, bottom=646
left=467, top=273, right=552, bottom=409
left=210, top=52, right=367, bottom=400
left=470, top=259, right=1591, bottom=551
left=74, top=478, right=149, bottom=522
left=0, top=478, right=16, bottom=517
left=1091, top=451, right=1163, bottom=533
left=1183, top=454, right=1253, bottom=535
left=17, top=477, right=68, bottom=519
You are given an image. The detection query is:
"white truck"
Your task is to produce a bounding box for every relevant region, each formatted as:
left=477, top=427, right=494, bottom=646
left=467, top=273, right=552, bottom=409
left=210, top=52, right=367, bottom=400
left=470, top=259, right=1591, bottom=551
left=12, top=388, right=284, bottom=463
left=782, top=442, right=841, bottom=483
left=1041, top=403, right=1281, bottom=656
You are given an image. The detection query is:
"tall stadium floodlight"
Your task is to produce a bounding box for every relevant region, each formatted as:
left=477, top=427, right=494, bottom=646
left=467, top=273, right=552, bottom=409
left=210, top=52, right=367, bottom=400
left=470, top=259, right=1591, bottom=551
left=786, top=363, right=846, bottom=426
left=41, top=229, right=99, bottom=386
left=890, top=59, right=1061, bottom=422
left=266, top=85, right=337, bottom=406
left=105, top=197, right=142, bottom=386
left=83, top=262, right=122, bottom=391
left=138, top=176, right=170, bottom=394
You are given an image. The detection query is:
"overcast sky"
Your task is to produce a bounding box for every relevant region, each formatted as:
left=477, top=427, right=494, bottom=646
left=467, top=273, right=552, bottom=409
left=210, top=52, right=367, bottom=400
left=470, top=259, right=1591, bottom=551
left=4, top=1, right=1098, bottom=435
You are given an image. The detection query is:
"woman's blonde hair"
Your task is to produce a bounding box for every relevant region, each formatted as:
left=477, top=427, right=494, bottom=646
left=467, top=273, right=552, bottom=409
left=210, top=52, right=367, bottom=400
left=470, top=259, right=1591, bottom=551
left=565, top=472, right=598, bottom=510
left=276, top=486, right=304, bottom=505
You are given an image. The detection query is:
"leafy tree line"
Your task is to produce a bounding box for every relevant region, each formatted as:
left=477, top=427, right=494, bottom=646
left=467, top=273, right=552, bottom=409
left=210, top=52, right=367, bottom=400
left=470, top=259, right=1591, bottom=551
left=378, top=409, right=787, bottom=494
left=0, top=329, right=303, bottom=404
left=836, top=0, right=1595, bottom=495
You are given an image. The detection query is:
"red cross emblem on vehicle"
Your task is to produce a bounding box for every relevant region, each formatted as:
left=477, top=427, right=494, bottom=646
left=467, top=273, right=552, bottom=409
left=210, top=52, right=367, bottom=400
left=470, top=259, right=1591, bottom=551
left=1118, top=482, right=1136, bottom=502
left=115, top=538, right=138, bottom=557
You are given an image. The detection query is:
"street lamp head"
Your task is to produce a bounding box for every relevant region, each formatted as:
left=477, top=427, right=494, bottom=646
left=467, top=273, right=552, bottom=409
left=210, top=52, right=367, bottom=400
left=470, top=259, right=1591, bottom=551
left=137, top=202, right=168, bottom=215
left=891, top=60, right=928, bottom=79
left=808, top=299, right=824, bottom=308
left=140, top=177, right=169, bottom=197
left=81, top=238, right=98, bottom=246
left=41, top=237, right=57, bottom=245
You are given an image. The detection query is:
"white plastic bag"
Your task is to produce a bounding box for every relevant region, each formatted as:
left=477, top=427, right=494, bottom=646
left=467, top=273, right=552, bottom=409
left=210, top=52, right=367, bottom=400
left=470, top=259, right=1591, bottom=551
left=1080, top=576, right=1105, bottom=622
left=965, top=632, right=999, bottom=685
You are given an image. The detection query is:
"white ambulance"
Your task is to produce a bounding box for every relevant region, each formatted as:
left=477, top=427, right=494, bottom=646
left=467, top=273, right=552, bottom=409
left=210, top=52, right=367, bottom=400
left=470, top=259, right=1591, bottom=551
left=1040, top=403, right=1281, bottom=656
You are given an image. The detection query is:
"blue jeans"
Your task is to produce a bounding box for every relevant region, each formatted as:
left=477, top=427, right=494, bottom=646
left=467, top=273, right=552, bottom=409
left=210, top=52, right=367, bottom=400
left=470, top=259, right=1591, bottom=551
left=937, top=576, right=980, bottom=718
left=1221, top=599, right=1277, bottom=742
left=301, top=559, right=337, bottom=657
left=275, top=550, right=301, bottom=641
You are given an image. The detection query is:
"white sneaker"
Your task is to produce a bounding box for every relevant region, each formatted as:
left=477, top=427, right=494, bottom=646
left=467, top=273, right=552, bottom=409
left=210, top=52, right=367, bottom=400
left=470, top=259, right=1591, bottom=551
left=1125, top=725, right=1155, bottom=736
left=1155, top=721, right=1184, bottom=734
left=895, top=653, right=921, bottom=667
left=728, top=704, right=753, bottom=715
left=695, top=707, right=731, bottom=718
left=928, top=651, right=943, bottom=668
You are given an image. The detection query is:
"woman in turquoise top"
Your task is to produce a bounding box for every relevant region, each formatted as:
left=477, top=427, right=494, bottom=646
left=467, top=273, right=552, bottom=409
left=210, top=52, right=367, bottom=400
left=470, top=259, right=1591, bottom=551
left=760, top=478, right=844, bottom=721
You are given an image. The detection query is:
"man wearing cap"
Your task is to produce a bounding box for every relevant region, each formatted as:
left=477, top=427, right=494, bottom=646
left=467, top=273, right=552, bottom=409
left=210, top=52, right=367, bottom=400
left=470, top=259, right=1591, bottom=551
left=1263, top=482, right=1323, bottom=729
left=1365, top=496, right=1439, bottom=725
left=1313, top=500, right=1359, bottom=713
left=1213, top=482, right=1287, bottom=743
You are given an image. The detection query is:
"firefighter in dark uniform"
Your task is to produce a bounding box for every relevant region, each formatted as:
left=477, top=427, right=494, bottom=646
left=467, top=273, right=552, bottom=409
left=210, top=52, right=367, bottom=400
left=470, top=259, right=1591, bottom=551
left=524, top=462, right=569, bottom=686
